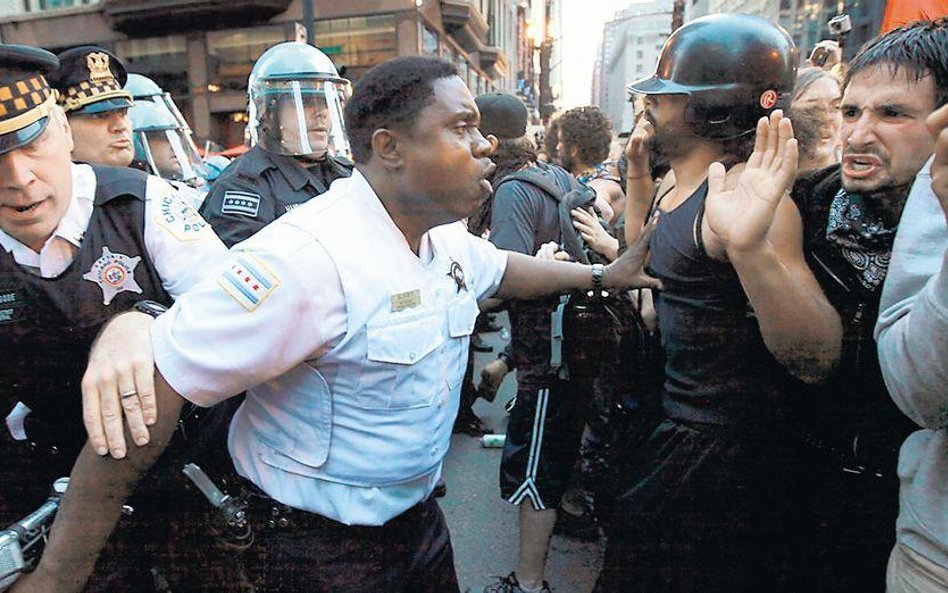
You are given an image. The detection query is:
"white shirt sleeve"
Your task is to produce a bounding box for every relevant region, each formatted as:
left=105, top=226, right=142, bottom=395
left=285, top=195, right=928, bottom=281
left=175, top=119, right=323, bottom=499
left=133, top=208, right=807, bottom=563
left=465, top=230, right=508, bottom=300
left=143, top=176, right=229, bottom=300
left=151, top=225, right=348, bottom=407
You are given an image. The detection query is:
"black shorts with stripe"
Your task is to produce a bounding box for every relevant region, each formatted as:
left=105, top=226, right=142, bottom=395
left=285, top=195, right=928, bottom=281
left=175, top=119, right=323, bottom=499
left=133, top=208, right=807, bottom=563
left=499, top=378, right=588, bottom=510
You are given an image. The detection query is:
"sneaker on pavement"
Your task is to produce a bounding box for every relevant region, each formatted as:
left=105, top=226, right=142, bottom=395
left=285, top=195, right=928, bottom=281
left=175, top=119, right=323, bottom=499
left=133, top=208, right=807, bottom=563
left=483, top=572, right=551, bottom=593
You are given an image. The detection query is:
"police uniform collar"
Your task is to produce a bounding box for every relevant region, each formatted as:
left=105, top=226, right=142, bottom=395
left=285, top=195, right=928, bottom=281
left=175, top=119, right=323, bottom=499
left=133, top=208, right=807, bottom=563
left=238, top=145, right=278, bottom=177
left=268, top=150, right=319, bottom=192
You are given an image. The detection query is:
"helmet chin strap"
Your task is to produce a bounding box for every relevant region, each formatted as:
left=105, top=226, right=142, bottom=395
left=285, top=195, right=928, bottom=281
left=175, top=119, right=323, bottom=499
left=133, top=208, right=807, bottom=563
left=295, top=151, right=328, bottom=166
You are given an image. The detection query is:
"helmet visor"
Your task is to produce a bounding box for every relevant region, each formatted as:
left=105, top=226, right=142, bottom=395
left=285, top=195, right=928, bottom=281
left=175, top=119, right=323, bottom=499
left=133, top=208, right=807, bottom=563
left=135, top=95, right=208, bottom=180
left=251, top=78, right=351, bottom=160
left=135, top=128, right=206, bottom=184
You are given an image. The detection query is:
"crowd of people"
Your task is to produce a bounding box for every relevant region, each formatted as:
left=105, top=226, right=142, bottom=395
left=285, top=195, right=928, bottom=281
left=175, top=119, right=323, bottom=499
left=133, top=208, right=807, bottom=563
left=0, top=10, right=946, bottom=593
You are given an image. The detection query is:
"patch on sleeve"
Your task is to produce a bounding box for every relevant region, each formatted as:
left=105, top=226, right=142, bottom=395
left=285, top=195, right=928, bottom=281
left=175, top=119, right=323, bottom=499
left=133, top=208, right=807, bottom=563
left=221, top=191, right=261, bottom=218
left=155, top=190, right=210, bottom=241
left=217, top=253, right=281, bottom=312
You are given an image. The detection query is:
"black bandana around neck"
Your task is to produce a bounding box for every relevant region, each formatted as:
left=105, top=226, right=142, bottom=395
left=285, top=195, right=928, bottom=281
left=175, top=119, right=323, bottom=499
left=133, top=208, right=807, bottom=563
left=825, top=188, right=896, bottom=290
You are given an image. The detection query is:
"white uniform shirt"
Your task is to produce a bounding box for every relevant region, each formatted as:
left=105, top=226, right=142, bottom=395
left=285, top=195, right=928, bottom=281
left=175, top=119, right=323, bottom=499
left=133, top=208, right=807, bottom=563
left=152, top=170, right=508, bottom=525
left=0, top=163, right=225, bottom=294
left=1, top=163, right=227, bottom=439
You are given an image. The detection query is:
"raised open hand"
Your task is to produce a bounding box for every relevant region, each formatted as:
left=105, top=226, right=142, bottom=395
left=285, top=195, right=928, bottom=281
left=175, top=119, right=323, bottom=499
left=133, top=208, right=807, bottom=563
left=625, top=119, right=654, bottom=180
left=926, top=103, right=948, bottom=226
left=703, top=110, right=798, bottom=255
left=572, top=207, right=619, bottom=261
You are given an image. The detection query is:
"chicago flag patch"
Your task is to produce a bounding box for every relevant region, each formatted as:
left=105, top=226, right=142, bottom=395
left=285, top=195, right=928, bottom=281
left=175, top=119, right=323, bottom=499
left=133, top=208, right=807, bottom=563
left=221, top=191, right=261, bottom=218
left=217, top=253, right=280, bottom=312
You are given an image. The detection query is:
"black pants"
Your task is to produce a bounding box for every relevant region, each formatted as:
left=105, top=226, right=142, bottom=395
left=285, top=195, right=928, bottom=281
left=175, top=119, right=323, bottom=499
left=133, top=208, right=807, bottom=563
left=500, top=379, right=588, bottom=510
left=594, top=417, right=791, bottom=593
left=259, top=496, right=459, bottom=593
left=784, top=442, right=899, bottom=593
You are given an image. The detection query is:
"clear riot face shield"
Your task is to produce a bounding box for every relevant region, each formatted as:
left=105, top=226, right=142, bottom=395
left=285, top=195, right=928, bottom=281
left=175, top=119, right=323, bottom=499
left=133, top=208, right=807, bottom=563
left=134, top=126, right=208, bottom=187
left=249, top=78, right=351, bottom=160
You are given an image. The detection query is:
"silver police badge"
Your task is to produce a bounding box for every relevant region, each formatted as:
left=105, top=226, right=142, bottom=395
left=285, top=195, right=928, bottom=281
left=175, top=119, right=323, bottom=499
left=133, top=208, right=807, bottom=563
left=83, top=247, right=143, bottom=305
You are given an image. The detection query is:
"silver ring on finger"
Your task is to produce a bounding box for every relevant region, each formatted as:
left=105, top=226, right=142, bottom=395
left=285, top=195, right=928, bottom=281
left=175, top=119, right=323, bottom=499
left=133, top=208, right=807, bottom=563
left=120, top=389, right=138, bottom=400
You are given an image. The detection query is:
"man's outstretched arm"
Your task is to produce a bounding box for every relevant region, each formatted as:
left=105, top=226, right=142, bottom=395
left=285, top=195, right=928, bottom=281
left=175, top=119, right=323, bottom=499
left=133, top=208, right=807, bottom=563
left=12, top=372, right=184, bottom=593
left=495, top=216, right=660, bottom=300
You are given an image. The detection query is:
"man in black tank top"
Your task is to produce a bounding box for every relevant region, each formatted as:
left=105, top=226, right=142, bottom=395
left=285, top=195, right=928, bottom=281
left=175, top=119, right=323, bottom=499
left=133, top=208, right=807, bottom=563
left=0, top=45, right=247, bottom=592
left=596, top=15, right=843, bottom=593
left=785, top=21, right=947, bottom=593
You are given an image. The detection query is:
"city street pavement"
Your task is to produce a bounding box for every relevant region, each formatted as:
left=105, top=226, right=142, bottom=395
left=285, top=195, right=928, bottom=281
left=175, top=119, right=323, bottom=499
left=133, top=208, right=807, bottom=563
left=439, top=313, right=604, bottom=593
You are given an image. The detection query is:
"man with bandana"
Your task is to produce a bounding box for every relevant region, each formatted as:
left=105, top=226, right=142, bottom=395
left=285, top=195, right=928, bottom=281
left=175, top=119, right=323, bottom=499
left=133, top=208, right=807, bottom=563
left=786, top=19, right=947, bottom=592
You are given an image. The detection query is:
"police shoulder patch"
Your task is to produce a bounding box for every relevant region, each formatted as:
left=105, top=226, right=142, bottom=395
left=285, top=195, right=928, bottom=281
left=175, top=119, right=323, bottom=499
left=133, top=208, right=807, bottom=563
left=217, top=253, right=281, bottom=312
left=221, top=191, right=261, bottom=218
left=155, top=189, right=210, bottom=241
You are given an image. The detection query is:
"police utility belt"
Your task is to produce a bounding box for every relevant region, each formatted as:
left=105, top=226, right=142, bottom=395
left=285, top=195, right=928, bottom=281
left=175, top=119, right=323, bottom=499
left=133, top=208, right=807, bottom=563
left=182, top=464, right=437, bottom=546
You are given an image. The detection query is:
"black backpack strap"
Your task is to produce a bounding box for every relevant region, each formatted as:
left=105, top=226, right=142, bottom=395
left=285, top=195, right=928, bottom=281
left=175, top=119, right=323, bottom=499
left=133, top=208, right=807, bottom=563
left=498, top=169, right=573, bottom=202
left=497, top=170, right=595, bottom=263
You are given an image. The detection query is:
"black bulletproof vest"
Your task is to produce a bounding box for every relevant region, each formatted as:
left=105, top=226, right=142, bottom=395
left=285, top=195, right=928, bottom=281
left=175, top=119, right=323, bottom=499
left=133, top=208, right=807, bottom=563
left=0, top=165, right=170, bottom=452
left=647, top=181, right=783, bottom=425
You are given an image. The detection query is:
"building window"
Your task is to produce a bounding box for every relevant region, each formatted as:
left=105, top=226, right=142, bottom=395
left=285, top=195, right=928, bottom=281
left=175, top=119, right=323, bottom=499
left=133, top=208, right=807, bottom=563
left=314, top=15, right=397, bottom=81
left=38, top=0, right=91, bottom=8
left=459, top=57, right=470, bottom=89
left=636, top=65, right=643, bottom=73
left=422, top=26, right=439, bottom=57
left=115, top=35, right=189, bottom=99
left=637, top=36, right=644, bottom=44
left=636, top=50, right=643, bottom=59
left=206, top=26, right=286, bottom=93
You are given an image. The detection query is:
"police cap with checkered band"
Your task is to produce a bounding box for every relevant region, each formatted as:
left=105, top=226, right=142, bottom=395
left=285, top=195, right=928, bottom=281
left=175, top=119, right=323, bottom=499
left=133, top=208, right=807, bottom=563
left=0, top=44, right=60, bottom=156
left=48, top=46, right=133, bottom=116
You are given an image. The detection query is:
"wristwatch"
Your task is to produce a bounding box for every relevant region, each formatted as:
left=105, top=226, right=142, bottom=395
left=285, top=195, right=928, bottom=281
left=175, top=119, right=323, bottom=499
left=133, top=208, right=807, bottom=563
left=591, top=263, right=605, bottom=292
left=132, top=300, right=168, bottom=318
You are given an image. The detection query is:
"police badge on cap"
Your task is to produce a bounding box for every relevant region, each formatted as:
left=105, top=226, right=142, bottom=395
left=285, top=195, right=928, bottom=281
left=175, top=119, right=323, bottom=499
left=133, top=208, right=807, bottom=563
left=0, top=44, right=59, bottom=156
left=48, top=46, right=133, bottom=115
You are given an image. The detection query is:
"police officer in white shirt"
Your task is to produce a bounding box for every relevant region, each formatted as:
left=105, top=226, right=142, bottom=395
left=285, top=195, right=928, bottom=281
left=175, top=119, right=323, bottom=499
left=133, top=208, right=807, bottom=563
left=0, top=44, right=252, bottom=593
left=18, top=56, right=659, bottom=593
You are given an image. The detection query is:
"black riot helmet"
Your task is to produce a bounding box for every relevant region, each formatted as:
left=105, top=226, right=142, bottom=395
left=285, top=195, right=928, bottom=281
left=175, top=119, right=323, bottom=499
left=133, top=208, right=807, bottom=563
left=628, top=14, right=797, bottom=140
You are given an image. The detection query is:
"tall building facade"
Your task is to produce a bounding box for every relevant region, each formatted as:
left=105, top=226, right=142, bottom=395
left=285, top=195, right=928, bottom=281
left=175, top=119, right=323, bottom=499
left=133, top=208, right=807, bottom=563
left=681, top=0, right=887, bottom=64
left=597, top=0, right=673, bottom=132
left=0, top=0, right=526, bottom=148
left=781, top=0, right=887, bottom=61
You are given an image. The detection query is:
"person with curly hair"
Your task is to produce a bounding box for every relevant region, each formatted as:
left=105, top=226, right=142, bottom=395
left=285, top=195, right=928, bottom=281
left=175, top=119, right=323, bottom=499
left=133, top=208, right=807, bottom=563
left=556, top=106, right=624, bottom=224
